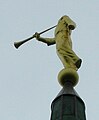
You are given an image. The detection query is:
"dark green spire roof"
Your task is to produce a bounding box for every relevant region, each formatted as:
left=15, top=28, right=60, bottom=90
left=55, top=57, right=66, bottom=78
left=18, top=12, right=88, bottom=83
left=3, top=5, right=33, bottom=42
left=50, top=82, right=86, bottom=120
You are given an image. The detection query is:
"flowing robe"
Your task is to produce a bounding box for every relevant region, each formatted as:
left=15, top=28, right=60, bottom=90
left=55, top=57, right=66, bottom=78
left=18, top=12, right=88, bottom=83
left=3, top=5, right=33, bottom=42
left=54, top=16, right=81, bottom=70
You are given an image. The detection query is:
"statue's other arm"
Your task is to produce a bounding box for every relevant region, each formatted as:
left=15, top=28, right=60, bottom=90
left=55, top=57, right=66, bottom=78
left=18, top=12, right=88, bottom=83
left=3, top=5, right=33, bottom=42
left=34, top=32, right=56, bottom=46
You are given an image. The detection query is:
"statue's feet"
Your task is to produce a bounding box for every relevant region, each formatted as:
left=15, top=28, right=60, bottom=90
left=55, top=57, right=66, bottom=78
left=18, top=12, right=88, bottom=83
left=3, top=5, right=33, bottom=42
left=75, top=59, right=82, bottom=69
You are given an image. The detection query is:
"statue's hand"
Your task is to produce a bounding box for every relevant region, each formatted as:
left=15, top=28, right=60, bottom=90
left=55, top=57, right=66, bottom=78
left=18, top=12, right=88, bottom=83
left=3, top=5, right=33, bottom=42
left=33, top=32, right=40, bottom=40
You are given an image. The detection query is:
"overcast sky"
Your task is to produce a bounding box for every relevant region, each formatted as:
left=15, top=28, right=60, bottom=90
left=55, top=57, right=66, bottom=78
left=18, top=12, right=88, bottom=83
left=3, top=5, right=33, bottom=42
left=0, top=0, right=99, bottom=120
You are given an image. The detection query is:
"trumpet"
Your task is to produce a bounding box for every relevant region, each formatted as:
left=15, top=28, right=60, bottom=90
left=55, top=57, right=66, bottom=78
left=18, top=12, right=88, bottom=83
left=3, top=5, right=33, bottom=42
left=14, top=25, right=56, bottom=49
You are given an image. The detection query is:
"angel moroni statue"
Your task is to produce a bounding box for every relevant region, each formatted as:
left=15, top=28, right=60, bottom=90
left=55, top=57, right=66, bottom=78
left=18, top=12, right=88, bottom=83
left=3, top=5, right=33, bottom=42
left=34, top=15, right=82, bottom=87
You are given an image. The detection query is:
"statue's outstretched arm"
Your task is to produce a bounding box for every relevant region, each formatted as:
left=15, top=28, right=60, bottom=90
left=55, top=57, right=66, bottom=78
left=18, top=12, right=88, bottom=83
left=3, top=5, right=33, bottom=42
left=37, top=37, right=55, bottom=46
left=34, top=32, right=56, bottom=46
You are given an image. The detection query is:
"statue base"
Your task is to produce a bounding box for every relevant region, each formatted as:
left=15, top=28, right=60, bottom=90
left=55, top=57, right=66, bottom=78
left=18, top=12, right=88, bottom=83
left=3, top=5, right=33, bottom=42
left=58, top=68, right=79, bottom=87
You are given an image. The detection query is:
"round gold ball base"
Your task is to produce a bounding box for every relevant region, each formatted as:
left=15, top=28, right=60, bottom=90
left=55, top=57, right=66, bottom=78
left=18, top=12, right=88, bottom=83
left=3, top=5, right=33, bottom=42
left=58, top=68, right=79, bottom=87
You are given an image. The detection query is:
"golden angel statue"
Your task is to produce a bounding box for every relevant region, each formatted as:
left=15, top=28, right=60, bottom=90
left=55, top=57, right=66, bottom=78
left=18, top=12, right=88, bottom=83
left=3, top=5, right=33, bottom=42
left=34, top=15, right=82, bottom=71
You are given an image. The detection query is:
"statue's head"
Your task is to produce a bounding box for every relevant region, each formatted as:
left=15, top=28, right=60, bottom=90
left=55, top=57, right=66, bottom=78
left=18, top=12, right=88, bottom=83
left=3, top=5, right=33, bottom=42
left=55, top=15, right=76, bottom=36
left=58, top=15, right=76, bottom=30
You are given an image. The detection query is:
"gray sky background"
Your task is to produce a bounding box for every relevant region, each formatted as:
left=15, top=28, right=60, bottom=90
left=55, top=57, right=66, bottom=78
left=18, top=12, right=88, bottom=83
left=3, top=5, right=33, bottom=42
left=0, top=0, right=99, bottom=120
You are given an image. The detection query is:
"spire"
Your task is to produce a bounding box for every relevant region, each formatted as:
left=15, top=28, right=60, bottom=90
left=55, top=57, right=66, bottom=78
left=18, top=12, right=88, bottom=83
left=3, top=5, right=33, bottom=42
left=50, top=82, right=86, bottom=120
